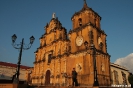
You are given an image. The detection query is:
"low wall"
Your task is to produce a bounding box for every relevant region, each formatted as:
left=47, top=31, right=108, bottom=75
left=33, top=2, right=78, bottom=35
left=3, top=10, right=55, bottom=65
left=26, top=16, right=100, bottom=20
left=0, top=84, right=17, bottom=88
left=34, top=86, right=131, bottom=88
left=0, top=84, right=130, bottom=88
left=0, top=84, right=28, bottom=88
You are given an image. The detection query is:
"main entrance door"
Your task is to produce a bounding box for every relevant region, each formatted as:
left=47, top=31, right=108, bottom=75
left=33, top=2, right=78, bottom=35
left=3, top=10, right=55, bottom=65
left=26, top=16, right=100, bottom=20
left=45, top=70, right=51, bottom=85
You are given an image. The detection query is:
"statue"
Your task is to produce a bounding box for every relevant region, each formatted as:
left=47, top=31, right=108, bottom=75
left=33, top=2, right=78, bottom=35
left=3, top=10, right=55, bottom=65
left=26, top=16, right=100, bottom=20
left=52, top=13, right=56, bottom=18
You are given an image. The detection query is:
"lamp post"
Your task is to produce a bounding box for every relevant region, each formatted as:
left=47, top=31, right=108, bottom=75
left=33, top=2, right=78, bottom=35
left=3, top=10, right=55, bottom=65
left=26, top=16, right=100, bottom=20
left=11, top=34, right=35, bottom=83
left=84, top=41, right=99, bottom=86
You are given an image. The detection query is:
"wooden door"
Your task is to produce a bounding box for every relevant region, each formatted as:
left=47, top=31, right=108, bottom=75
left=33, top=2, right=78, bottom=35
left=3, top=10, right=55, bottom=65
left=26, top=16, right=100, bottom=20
left=45, top=70, right=50, bottom=85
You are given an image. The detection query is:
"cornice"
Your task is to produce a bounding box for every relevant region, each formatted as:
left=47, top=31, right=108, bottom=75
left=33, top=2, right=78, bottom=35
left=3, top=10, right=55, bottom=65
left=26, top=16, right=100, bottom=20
left=33, top=52, right=70, bottom=65
left=45, top=26, right=66, bottom=35
left=33, top=58, right=45, bottom=64
left=96, top=49, right=110, bottom=56
left=53, top=52, right=70, bottom=59
left=34, top=38, right=70, bottom=54
left=110, top=63, right=129, bottom=71
left=68, top=22, right=106, bottom=36
left=38, top=38, right=69, bottom=49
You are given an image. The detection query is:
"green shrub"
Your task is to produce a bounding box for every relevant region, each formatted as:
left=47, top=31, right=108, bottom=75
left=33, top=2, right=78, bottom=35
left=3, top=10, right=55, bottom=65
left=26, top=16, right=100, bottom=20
left=128, top=74, right=133, bottom=84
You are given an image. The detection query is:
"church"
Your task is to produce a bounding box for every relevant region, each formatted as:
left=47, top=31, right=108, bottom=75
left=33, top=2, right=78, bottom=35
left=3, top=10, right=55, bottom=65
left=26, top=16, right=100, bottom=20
left=32, top=1, right=111, bottom=86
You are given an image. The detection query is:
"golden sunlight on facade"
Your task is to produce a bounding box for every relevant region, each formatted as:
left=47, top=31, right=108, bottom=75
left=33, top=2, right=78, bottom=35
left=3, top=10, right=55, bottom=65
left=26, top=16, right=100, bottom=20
left=32, top=1, right=111, bottom=86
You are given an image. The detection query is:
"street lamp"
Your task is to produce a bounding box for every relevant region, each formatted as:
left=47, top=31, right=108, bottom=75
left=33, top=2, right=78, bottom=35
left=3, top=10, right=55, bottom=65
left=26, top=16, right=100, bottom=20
left=11, top=34, right=35, bottom=83
left=84, top=41, right=99, bottom=86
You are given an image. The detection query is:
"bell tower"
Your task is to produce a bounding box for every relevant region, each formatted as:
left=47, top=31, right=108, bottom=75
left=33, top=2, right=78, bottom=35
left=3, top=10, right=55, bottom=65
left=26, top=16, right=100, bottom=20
left=68, top=0, right=111, bottom=86
left=69, top=0, right=107, bottom=54
left=71, top=0, right=101, bottom=30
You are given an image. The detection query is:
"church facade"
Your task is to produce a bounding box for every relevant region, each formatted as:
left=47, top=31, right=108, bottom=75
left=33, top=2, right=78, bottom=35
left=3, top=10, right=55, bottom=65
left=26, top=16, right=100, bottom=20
left=32, top=1, right=111, bottom=86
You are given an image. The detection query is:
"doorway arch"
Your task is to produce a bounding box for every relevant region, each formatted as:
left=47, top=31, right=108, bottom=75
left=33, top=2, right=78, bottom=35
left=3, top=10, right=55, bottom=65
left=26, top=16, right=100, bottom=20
left=45, top=70, right=51, bottom=85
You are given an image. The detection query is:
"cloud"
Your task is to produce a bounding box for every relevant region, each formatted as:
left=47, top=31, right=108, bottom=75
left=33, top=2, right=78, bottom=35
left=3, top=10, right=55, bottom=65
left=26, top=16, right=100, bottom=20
left=114, top=53, right=133, bottom=73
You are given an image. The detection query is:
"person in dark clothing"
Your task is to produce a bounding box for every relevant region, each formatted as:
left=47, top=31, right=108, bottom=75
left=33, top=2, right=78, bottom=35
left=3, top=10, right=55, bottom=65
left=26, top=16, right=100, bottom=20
left=72, top=68, right=78, bottom=86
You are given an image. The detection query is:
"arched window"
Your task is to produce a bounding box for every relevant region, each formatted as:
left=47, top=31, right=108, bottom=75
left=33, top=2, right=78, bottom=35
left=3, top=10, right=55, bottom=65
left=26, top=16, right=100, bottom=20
left=89, top=30, right=93, bottom=44
left=121, top=71, right=127, bottom=85
left=78, top=18, right=82, bottom=26
left=48, top=54, right=52, bottom=64
left=114, top=70, right=119, bottom=85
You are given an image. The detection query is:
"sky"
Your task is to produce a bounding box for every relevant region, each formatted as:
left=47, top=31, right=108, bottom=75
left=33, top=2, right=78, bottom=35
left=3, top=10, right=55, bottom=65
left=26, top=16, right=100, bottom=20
left=0, top=0, right=133, bottom=72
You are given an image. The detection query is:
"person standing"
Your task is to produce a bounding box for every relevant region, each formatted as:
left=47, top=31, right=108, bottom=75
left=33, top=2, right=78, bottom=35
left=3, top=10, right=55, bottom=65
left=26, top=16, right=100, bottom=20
left=72, top=68, right=78, bottom=86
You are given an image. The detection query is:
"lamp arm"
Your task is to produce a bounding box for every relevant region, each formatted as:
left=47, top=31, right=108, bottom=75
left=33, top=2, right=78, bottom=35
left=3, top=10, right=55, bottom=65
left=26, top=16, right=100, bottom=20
left=23, top=43, right=32, bottom=50
left=12, top=40, right=33, bottom=50
left=12, top=43, right=21, bottom=49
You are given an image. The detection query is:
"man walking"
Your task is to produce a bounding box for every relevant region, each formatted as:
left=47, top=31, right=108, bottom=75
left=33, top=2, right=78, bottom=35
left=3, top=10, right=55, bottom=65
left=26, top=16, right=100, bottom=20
left=72, top=68, right=78, bottom=86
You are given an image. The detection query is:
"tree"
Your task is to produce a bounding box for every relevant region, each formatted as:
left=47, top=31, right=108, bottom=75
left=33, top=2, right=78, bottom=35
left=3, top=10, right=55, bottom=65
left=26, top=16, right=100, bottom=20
left=128, top=73, right=133, bottom=88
